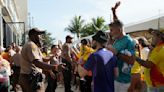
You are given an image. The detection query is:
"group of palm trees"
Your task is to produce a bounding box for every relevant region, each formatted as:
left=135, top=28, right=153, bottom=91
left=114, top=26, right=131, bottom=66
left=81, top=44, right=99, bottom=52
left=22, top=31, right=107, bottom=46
left=65, top=16, right=108, bottom=39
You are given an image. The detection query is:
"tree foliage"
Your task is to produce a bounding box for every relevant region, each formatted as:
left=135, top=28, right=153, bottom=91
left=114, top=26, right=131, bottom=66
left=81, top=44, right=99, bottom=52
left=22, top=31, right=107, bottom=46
left=65, top=16, right=85, bottom=39
left=66, top=16, right=109, bottom=38
left=81, top=17, right=108, bottom=37
left=42, top=31, right=55, bottom=48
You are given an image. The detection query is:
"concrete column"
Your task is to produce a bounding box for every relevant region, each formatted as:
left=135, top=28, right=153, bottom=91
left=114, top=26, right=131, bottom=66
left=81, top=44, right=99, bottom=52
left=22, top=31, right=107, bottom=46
left=0, top=5, right=3, bottom=47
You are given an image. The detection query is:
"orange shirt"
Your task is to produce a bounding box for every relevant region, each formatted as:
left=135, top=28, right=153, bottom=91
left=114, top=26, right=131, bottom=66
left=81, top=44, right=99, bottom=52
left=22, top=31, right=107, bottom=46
left=1, top=52, right=10, bottom=62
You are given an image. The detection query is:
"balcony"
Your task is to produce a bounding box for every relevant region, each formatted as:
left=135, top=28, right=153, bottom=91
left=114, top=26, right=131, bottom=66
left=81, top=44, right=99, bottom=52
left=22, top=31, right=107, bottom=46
left=1, top=0, right=19, bottom=22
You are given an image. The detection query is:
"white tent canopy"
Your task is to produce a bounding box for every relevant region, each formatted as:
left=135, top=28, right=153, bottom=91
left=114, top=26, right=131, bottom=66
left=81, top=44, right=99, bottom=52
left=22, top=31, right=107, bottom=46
left=124, top=15, right=164, bottom=33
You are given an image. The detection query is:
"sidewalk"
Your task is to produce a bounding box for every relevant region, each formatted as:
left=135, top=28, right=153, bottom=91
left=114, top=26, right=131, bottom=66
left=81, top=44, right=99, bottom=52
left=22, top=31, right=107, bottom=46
left=12, top=84, right=80, bottom=92
left=56, top=84, right=80, bottom=92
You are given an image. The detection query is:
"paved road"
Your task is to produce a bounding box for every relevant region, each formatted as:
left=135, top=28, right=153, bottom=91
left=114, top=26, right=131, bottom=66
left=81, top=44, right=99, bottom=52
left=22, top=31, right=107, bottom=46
left=13, top=85, right=80, bottom=92
left=56, top=85, right=80, bottom=92
left=11, top=84, right=80, bottom=92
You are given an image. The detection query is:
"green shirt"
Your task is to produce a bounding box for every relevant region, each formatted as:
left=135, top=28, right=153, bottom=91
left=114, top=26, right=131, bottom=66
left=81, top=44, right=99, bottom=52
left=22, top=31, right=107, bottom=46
left=113, top=35, right=135, bottom=83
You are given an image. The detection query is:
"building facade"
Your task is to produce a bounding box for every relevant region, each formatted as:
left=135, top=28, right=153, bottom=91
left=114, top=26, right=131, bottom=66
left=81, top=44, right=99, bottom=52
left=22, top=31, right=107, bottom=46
left=0, top=0, right=28, bottom=48
left=124, top=15, right=164, bottom=42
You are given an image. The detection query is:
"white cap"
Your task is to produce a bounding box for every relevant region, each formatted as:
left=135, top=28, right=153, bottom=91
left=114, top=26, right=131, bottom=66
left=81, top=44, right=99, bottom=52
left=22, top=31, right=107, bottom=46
left=0, top=46, right=5, bottom=53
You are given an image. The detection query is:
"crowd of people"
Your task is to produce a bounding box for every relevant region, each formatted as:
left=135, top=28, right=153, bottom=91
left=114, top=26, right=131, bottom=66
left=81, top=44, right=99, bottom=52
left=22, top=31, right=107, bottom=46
left=0, top=1, right=164, bottom=92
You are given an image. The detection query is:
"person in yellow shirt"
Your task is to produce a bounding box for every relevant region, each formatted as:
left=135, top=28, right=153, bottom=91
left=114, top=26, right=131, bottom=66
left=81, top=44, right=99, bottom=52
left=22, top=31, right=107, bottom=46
left=77, top=39, right=94, bottom=65
left=129, top=38, right=150, bottom=92
left=136, top=29, right=164, bottom=92
left=77, top=39, right=94, bottom=92
left=129, top=42, right=142, bottom=92
left=42, top=47, right=48, bottom=58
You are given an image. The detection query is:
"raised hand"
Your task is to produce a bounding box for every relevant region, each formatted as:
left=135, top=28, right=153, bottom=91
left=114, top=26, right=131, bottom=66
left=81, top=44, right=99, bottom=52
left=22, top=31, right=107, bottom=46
left=112, top=1, right=121, bottom=12
left=114, top=1, right=121, bottom=10
left=111, top=1, right=121, bottom=21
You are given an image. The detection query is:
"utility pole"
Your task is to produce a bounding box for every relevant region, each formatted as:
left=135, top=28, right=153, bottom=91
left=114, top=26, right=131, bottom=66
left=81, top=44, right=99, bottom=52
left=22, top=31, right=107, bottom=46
left=158, top=9, right=161, bottom=30
left=32, top=16, right=34, bottom=28
left=28, top=12, right=31, bottom=29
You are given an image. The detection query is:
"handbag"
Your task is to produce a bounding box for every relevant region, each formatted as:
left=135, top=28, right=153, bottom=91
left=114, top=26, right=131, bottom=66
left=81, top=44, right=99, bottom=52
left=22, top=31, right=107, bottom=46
left=29, top=70, right=45, bottom=90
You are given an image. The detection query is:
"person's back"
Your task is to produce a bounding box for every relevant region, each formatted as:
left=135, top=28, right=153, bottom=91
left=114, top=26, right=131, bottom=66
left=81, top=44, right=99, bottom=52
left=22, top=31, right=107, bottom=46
left=84, top=48, right=117, bottom=92
left=11, top=53, right=21, bottom=67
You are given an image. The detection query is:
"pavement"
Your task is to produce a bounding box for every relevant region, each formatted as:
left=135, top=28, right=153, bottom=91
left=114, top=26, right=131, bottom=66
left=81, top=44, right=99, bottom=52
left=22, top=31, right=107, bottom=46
left=56, top=84, right=80, bottom=92
left=11, top=84, right=80, bottom=92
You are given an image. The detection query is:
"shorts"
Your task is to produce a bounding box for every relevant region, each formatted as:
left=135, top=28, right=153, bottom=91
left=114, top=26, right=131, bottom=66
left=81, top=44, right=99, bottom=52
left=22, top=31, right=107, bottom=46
left=114, top=81, right=130, bottom=92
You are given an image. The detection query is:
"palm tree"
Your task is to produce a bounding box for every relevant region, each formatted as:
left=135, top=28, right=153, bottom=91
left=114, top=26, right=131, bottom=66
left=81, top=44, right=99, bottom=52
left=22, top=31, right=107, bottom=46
left=81, top=24, right=94, bottom=37
left=91, top=16, right=108, bottom=31
left=81, top=17, right=108, bottom=37
left=42, top=31, right=55, bottom=48
left=65, top=16, right=85, bottom=39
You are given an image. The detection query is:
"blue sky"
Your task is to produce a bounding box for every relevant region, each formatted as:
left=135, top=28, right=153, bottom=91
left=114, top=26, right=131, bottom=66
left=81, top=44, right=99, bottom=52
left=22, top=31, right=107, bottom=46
left=29, top=0, right=164, bottom=43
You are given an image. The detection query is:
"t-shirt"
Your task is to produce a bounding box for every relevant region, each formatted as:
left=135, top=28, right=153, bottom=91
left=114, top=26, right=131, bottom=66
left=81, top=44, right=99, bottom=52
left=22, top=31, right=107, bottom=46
left=10, top=53, right=22, bottom=67
left=141, top=47, right=150, bottom=61
left=0, top=55, right=11, bottom=82
left=9, top=49, right=16, bottom=57
left=131, top=52, right=141, bottom=74
left=141, top=47, right=150, bottom=80
left=1, top=52, right=10, bottom=62
left=144, top=43, right=164, bottom=87
left=84, top=48, right=117, bottom=92
left=42, top=52, right=47, bottom=58
left=131, top=47, right=150, bottom=79
left=77, top=45, right=94, bottom=76
left=77, top=45, right=94, bottom=62
left=113, top=35, right=135, bottom=83
left=20, top=41, right=43, bottom=74
left=61, top=43, right=72, bottom=61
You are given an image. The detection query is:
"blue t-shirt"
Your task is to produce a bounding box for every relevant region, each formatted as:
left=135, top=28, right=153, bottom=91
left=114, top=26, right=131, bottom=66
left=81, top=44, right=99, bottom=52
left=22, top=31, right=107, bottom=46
left=113, top=35, right=135, bottom=83
left=84, top=48, right=117, bottom=92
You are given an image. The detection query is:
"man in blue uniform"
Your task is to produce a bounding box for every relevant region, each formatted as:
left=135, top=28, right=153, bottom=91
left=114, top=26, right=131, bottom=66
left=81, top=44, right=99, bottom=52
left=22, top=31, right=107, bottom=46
left=80, top=31, right=118, bottom=92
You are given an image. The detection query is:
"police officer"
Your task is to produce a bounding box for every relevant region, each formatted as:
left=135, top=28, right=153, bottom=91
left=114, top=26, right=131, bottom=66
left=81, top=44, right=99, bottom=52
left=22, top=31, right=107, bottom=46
left=19, top=28, right=62, bottom=92
left=61, top=35, right=74, bottom=92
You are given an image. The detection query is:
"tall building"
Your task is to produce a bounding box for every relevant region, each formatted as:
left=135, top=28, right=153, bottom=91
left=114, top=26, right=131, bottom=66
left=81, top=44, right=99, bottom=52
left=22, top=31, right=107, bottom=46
left=0, top=0, right=28, bottom=48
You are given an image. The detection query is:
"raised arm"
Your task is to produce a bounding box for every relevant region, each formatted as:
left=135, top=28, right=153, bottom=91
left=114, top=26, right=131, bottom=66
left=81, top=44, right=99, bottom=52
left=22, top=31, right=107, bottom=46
left=111, top=1, right=121, bottom=21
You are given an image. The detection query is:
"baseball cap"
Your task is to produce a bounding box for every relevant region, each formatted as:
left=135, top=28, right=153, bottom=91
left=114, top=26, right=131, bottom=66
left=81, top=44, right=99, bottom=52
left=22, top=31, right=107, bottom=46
left=92, top=31, right=108, bottom=43
left=0, top=46, right=5, bottom=53
left=28, top=28, right=45, bottom=36
left=66, top=35, right=73, bottom=39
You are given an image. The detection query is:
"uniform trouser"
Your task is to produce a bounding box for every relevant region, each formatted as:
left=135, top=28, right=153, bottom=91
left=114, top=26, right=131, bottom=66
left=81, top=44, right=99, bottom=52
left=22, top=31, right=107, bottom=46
left=62, top=58, right=72, bottom=92
left=11, top=66, right=20, bottom=91
left=79, top=76, right=92, bottom=92
left=45, top=74, right=57, bottom=92
left=19, top=74, right=45, bottom=92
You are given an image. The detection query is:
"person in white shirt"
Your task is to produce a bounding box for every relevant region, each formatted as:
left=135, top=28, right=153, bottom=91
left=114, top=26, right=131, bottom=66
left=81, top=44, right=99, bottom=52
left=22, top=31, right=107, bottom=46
left=138, top=38, right=150, bottom=61
left=138, top=38, right=150, bottom=92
